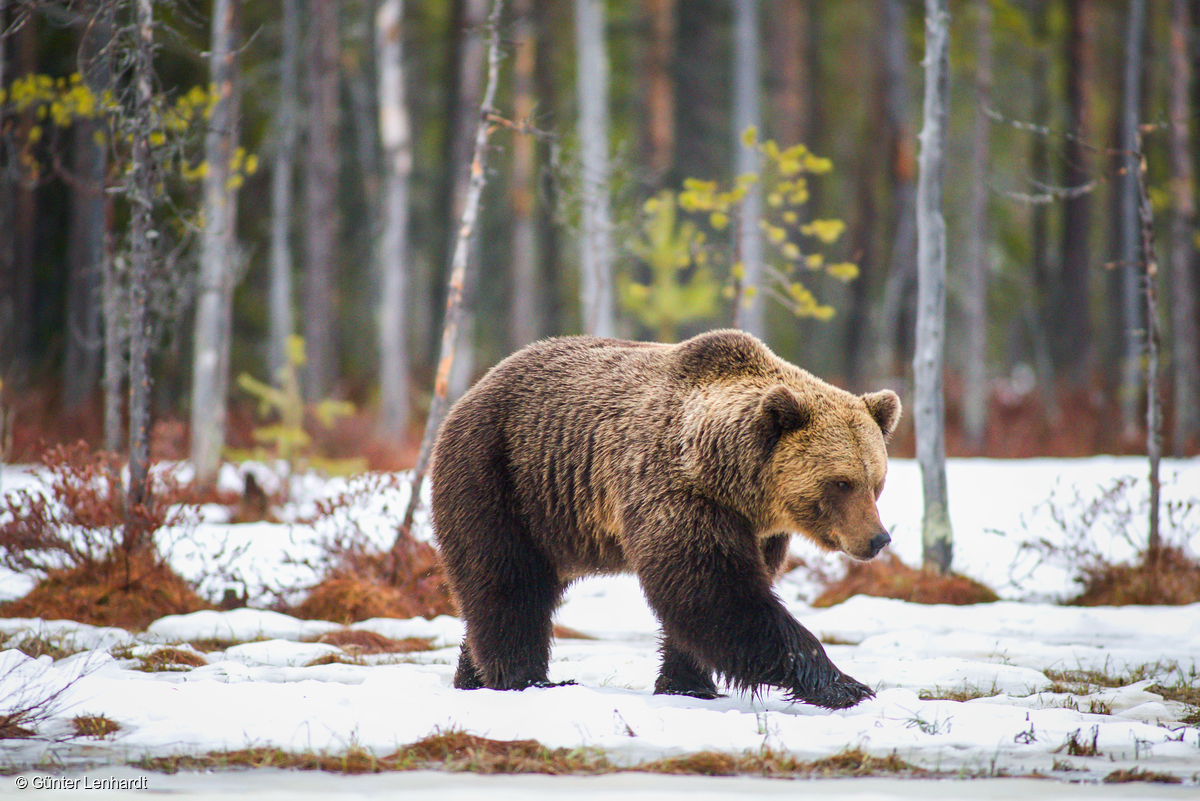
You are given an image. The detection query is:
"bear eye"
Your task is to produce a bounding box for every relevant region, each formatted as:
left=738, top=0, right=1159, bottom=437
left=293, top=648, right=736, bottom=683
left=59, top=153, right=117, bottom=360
left=834, top=480, right=852, bottom=492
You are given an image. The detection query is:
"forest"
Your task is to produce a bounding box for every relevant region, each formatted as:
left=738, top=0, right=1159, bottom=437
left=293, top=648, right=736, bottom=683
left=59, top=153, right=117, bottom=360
left=1, top=0, right=1198, bottom=476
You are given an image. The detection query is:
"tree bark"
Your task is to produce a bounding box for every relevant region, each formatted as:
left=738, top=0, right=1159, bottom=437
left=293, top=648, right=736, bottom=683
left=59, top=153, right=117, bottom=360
left=508, top=0, right=540, bottom=351
left=377, top=0, right=413, bottom=437
left=575, top=0, right=615, bottom=338
left=874, top=0, right=917, bottom=379
left=303, top=0, right=342, bottom=402
left=126, top=0, right=156, bottom=541
left=396, top=0, right=505, bottom=556
left=1, top=13, right=37, bottom=387
left=1118, top=0, right=1146, bottom=444
left=1059, top=0, right=1094, bottom=385
left=190, top=0, right=241, bottom=485
left=63, top=8, right=113, bottom=414
left=268, top=0, right=299, bottom=385
left=962, top=0, right=991, bottom=453
left=642, top=0, right=675, bottom=182
left=731, top=0, right=764, bottom=339
left=1169, top=0, right=1199, bottom=455
left=914, top=0, right=952, bottom=574
left=765, top=0, right=809, bottom=148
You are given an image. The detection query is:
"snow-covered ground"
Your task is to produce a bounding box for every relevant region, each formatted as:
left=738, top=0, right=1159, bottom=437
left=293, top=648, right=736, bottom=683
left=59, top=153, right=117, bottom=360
left=2, top=457, right=1199, bottom=793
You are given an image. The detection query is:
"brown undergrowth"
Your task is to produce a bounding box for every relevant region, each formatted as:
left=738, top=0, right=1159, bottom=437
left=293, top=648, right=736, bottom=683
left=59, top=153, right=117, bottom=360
left=1069, top=546, right=1200, bottom=606
left=1012, top=475, right=1200, bottom=606
left=137, top=730, right=922, bottom=779
left=811, top=553, right=999, bottom=608
left=285, top=472, right=455, bottom=623
left=0, top=442, right=213, bottom=629
left=0, top=551, right=213, bottom=630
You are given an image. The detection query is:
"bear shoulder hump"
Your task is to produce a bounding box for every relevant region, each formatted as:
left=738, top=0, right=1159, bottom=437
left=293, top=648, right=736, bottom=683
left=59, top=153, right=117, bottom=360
left=673, top=329, right=772, bottom=381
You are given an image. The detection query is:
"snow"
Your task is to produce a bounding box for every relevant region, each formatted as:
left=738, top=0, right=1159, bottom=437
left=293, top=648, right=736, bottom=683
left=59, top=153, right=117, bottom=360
left=2, top=456, right=1200, bottom=791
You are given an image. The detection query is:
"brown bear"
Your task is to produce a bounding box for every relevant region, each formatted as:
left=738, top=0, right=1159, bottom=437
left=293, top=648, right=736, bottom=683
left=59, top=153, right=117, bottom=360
left=430, top=330, right=900, bottom=708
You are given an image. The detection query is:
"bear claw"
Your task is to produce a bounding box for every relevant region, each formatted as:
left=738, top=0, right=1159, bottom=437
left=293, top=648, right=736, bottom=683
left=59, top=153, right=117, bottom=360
left=791, top=673, right=875, bottom=709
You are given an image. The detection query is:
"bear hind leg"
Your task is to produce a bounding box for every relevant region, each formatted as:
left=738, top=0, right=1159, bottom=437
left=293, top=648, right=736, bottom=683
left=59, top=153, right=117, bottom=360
left=653, top=635, right=722, bottom=699
left=455, top=539, right=565, bottom=691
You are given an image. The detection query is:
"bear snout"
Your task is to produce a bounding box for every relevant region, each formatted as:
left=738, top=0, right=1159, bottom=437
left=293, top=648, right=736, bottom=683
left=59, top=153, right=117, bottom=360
left=867, top=531, right=891, bottom=557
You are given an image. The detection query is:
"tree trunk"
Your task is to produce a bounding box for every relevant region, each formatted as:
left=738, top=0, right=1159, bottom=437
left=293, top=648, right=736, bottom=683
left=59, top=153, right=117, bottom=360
left=377, top=0, right=413, bottom=437
left=731, top=0, right=764, bottom=339
left=303, top=0, right=342, bottom=402
left=268, top=0, right=299, bottom=384
left=1118, top=0, right=1146, bottom=444
left=1134, top=129, right=1163, bottom=561
left=914, top=0, right=952, bottom=574
left=1, top=14, right=37, bottom=387
left=874, top=0, right=918, bottom=379
left=102, top=227, right=124, bottom=454
left=962, top=0, right=991, bottom=453
left=534, top=0, right=564, bottom=337
left=643, top=0, right=675, bottom=182
left=575, top=0, right=614, bottom=338
left=1059, top=0, right=1094, bottom=386
left=765, top=0, right=809, bottom=148
left=191, top=0, right=242, bottom=485
left=63, top=8, right=113, bottom=414
left=508, top=0, right=539, bottom=351
left=397, top=0, right=505, bottom=555
left=126, top=0, right=156, bottom=542
left=1169, top=0, right=1199, bottom=455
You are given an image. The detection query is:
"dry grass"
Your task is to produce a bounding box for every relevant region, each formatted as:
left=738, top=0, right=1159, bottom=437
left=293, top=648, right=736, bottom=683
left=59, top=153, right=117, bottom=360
left=1103, top=768, right=1182, bottom=784
left=812, top=554, right=999, bottom=607
left=0, top=550, right=213, bottom=631
left=135, top=732, right=922, bottom=780
left=135, top=647, right=208, bottom=672
left=73, top=715, right=121, bottom=738
left=0, top=715, right=36, bottom=740
left=1069, top=546, right=1200, bottom=606
left=314, top=629, right=433, bottom=654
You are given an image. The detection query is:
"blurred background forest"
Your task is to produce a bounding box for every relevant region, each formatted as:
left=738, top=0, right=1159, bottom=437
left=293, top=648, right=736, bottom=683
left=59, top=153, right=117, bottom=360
left=1, top=0, right=1198, bottom=476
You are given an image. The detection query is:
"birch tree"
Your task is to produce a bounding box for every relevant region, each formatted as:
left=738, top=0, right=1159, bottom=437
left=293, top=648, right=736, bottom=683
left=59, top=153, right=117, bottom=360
left=190, top=0, right=241, bottom=485
left=731, top=0, right=763, bottom=338
left=268, top=0, right=299, bottom=385
left=376, top=0, right=413, bottom=436
left=914, top=0, right=952, bottom=573
left=575, top=0, right=614, bottom=338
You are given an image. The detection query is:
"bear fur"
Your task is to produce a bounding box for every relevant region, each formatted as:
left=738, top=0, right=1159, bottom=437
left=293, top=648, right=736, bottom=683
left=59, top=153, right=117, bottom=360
left=430, top=330, right=901, bottom=708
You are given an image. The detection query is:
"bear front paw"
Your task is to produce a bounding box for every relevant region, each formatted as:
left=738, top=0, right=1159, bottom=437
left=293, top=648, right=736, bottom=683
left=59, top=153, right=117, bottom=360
left=791, top=671, right=874, bottom=709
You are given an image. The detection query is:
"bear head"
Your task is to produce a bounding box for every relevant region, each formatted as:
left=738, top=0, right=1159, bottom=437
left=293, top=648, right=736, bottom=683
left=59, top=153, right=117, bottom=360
left=760, top=385, right=901, bottom=561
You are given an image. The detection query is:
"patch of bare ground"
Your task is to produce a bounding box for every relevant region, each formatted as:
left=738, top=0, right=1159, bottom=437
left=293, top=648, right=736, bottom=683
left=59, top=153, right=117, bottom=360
left=812, top=554, right=999, bottom=607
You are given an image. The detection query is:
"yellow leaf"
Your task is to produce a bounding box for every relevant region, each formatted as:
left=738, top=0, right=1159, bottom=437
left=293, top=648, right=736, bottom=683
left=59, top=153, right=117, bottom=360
left=740, top=125, right=759, bottom=148
left=800, top=219, right=845, bottom=244
left=710, top=211, right=729, bottom=231
left=828, top=262, right=860, bottom=282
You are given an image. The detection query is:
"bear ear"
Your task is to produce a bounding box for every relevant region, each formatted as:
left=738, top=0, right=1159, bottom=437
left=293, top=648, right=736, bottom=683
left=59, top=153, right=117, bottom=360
left=862, top=390, right=901, bottom=440
left=760, top=385, right=809, bottom=434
